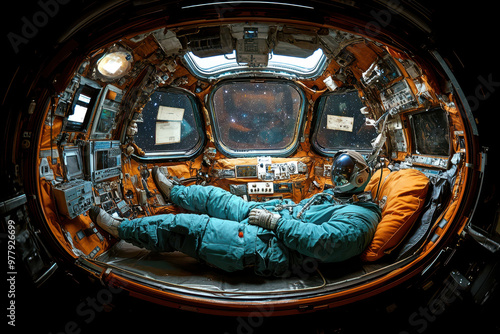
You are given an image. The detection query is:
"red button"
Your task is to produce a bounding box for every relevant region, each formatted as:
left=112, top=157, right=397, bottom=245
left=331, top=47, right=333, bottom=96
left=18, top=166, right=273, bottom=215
left=238, top=231, right=244, bottom=238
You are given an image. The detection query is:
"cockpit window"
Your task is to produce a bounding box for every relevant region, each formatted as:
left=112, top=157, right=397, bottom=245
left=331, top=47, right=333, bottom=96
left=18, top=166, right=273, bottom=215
left=311, top=90, right=377, bottom=155
left=134, top=88, right=204, bottom=159
left=184, top=49, right=326, bottom=79
left=209, top=80, right=305, bottom=157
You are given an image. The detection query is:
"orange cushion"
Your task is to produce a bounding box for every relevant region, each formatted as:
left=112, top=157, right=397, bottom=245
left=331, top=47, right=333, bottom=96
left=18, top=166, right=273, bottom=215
left=361, top=168, right=429, bottom=261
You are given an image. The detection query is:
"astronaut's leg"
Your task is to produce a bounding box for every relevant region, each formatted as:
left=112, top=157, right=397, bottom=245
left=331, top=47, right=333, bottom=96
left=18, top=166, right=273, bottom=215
left=117, top=212, right=208, bottom=257
left=171, top=184, right=262, bottom=222
left=91, top=207, right=291, bottom=276
left=118, top=212, right=261, bottom=272
left=153, top=166, right=260, bottom=221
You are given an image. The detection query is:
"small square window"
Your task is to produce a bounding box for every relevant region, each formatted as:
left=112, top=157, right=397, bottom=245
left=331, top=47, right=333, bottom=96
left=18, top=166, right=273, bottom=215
left=409, top=108, right=450, bottom=156
left=311, top=90, right=377, bottom=155
left=134, top=88, right=205, bottom=159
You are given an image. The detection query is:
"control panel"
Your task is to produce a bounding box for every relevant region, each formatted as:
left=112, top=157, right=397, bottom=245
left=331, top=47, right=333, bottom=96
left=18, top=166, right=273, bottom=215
left=387, top=116, right=407, bottom=156
left=407, top=155, right=449, bottom=169
left=53, top=179, right=93, bottom=219
left=256, top=157, right=306, bottom=181
left=247, top=182, right=274, bottom=194
left=94, top=180, right=132, bottom=217
left=85, top=140, right=122, bottom=182
left=380, top=80, right=418, bottom=114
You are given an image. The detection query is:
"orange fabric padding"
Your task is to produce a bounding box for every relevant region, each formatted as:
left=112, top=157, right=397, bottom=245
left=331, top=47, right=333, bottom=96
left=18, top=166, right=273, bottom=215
left=361, top=168, right=429, bottom=261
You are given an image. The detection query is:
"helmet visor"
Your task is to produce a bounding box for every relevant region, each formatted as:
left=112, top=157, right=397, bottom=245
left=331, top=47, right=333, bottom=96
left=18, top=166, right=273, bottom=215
left=332, top=169, right=351, bottom=187
left=331, top=153, right=355, bottom=187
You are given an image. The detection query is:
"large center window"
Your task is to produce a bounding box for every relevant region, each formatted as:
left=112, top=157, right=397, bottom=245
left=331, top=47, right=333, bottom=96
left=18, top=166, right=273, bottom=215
left=209, top=80, right=305, bottom=157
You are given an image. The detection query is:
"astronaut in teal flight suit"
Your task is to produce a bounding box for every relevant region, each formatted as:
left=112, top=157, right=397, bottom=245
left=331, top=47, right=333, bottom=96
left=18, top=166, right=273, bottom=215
left=90, top=151, right=381, bottom=277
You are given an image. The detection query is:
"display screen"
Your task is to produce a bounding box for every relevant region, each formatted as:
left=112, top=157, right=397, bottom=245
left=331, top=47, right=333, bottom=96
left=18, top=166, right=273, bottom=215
left=95, top=150, right=119, bottom=170
left=66, top=155, right=82, bottom=175
left=66, top=85, right=101, bottom=131
left=410, top=108, right=450, bottom=156
left=68, top=104, right=88, bottom=124
left=95, top=109, right=117, bottom=134
left=235, top=165, right=257, bottom=178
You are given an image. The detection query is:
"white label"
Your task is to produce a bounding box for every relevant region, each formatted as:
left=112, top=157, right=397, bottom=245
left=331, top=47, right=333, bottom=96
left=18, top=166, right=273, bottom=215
left=323, top=76, right=338, bottom=91
left=157, top=106, right=184, bottom=121
left=155, top=121, right=181, bottom=144
left=326, top=115, right=354, bottom=132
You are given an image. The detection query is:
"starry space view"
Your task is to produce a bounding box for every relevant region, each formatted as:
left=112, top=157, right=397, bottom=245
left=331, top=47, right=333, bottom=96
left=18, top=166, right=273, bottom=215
left=315, top=90, right=377, bottom=152
left=135, top=90, right=202, bottom=154
left=211, top=81, right=303, bottom=152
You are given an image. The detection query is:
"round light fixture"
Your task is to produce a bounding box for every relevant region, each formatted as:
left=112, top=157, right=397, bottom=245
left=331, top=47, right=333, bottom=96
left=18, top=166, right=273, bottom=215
left=96, top=51, right=133, bottom=79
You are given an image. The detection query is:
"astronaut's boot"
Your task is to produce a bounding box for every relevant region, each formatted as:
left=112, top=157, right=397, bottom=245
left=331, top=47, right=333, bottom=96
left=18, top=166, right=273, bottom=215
left=152, top=166, right=175, bottom=202
left=89, top=206, right=121, bottom=238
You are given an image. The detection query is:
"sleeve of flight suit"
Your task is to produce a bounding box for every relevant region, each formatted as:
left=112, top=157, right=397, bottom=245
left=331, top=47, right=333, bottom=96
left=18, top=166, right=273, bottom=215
left=274, top=202, right=381, bottom=263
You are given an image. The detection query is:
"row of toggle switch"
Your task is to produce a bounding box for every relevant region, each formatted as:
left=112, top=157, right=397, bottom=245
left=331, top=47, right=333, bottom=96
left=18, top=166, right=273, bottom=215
left=247, top=182, right=274, bottom=194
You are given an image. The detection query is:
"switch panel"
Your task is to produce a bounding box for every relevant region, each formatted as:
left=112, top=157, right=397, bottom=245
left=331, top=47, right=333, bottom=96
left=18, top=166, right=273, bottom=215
left=247, top=182, right=274, bottom=194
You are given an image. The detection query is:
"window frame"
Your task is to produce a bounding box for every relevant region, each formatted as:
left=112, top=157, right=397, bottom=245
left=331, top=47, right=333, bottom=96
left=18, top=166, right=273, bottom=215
left=131, top=87, right=206, bottom=162
left=183, top=49, right=328, bottom=81
left=407, top=107, right=451, bottom=158
left=207, top=78, right=307, bottom=158
left=310, top=88, right=375, bottom=157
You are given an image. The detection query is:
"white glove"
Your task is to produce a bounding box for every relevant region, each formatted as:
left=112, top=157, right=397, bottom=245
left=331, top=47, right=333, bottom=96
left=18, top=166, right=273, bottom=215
left=248, top=208, right=281, bottom=230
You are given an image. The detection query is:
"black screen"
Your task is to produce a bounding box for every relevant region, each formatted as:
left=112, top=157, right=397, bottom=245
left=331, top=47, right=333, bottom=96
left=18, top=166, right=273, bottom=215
left=411, top=108, right=450, bottom=156
left=66, top=155, right=81, bottom=175
left=95, top=150, right=118, bottom=170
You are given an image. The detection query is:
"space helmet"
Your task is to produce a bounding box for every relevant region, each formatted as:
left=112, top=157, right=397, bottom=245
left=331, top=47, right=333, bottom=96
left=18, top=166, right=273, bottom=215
left=331, top=150, right=371, bottom=194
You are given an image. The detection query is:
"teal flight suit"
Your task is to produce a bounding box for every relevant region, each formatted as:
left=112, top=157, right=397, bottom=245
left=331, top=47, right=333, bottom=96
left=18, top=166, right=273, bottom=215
left=118, top=185, right=381, bottom=277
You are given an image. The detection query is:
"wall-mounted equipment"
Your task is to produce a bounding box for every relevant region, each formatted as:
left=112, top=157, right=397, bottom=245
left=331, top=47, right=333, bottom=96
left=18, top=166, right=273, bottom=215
left=63, top=77, right=102, bottom=132
left=90, top=85, right=123, bottom=140
left=84, top=140, right=122, bottom=182
left=52, top=179, right=93, bottom=219
left=236, top=27, right=270, bottom=67
left=62, top=146, right=85, bottom=181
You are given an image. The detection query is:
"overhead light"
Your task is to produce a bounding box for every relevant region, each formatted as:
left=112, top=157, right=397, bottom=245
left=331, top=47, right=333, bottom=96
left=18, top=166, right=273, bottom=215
left=181, top=2, right=314, bottom=10
left=96, top=51, right=133, bottom=79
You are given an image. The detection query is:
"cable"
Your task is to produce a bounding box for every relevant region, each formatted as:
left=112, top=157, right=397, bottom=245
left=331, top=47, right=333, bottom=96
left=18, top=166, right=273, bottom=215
left=373, top=157, right=385, bottom=203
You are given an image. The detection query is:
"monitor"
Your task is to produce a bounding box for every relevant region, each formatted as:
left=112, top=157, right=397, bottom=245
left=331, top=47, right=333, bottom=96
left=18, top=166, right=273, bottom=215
left=84, top=140, right=122, bottom=182
left=409, top=108, right=450, bottom=157
left=62, top=146, right=84, bottom=180
left=64, top=79, right=102, bottom=132
left=95, top=150, right=120, bottom=171
left=90, top=85, right=123, bottom=140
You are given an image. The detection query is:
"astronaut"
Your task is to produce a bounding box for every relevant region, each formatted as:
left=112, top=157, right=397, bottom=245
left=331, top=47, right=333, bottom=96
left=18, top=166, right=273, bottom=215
left=89, top=150, right=381, bottom=277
